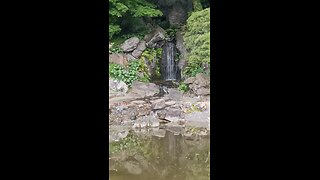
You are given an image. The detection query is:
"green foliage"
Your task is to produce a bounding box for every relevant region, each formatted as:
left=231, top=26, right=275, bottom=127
left=178, top=82, right=189, bottom=93
left=166, top=25, right=179, bottom=40
left=109, top=60, right=150, bottom=86
left=141, top=47, right=162, bottom=61
left=109, top=43, right=122, bottom=54
left=141, top=47, right=162, bottom=79
left=109, top=0, right=163, bottom=39
left=183, top=8, right=210, bottom=77
left=192, top=0, right=203, bottom=11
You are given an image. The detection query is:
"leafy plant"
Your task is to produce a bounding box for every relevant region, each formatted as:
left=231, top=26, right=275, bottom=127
left=109, top=43, right=122, bottom=54
left=109, top=59, right=150, bottom=87
left=178, top=82, right=189, bottom=92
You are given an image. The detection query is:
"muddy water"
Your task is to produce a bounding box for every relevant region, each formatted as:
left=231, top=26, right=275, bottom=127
left=109, top=129, right=210, bottom=180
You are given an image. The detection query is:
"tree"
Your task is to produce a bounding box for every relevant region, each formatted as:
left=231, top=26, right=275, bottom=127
left=109, top=0, right=163, bottom=39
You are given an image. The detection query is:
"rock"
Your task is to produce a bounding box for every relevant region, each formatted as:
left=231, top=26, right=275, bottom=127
left=126, top=54, right=137, bottom=61
left=165, top=101, right=176, bottom=106
left=130, top=100, right=146, bottom=105
left=144, top=26, right=166, bottom=48
left=164, top=88, right=183, bottom=101
left=195, top=102, right=208, bottom=111
left=187, top=73, right=210, bottom=96
left=168, top=4, right=187, bottom=26
left=109, top=79, right=128, bottom=93
left=157, top=111, right=166, bottom=119
left=195, top=73, right=210, bottom=87
left=176, top=31, right=188, bottom=59
left=151, top=99, right=166, bottom=110
left=120, top=37, right=140, bottom=52
left=137, top=104, right=152, bottom=116
left=129, top=81, right=159, bottom=98
left=109, top=53, right=128, bottom=66
left=196, top=87, right=210, bottom=95
left=166, top=108, right=183, bottom=117
left=184, top=77, right=196, bottom=84
left=131, top=41, right=146, bottom=58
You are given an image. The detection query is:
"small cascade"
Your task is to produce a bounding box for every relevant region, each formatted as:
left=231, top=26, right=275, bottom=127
left=161, top=41, right=179, bottom=81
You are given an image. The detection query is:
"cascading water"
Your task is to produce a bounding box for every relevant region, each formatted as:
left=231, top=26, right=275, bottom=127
left=161, top=41, right=179, bottom=81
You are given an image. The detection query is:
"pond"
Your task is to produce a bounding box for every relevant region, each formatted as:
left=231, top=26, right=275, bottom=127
left=109, top=128, right=210, bottom=180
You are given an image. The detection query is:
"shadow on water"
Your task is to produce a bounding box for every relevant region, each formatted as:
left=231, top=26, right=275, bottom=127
left=109, top=130, right=210, bottom=180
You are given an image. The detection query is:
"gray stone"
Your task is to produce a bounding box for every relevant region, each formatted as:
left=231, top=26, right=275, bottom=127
left=144, top=26, right=166, bottom=48
left=129, top=81, right=159, bottom=98
left=109, top=79, right=128, bottom=93
left=184, top=77, right=196, bottom=84
left=151, top=99, right=166, bottom=110
left=195, top=73, right=210, bottom=87
left=131, top=41, right=146, bottom=58
left=196, top=87, right=210, bottom=95
left=121, top=37, right=140, bottom=52
left=164, top=88, right=183, bottom=101
left=165, top=101, right=176, bottom=106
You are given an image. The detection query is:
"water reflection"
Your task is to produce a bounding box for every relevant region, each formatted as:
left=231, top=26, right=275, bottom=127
left=109, top=129, right=210, bottom=180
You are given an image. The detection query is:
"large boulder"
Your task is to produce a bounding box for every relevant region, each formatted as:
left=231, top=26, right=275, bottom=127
left=120, top=37, right=140, bottom=52
left=144, top=26, right=166, bottom=48
left=109, top=53, right=128, bottom=66
left=188, top=73, right=210, bottom=96
left=129, top=81, right=159, bottom=98
left=131, top=41, right=146, bottom=58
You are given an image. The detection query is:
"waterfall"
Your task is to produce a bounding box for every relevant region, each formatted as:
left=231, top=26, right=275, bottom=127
left=161, top=41, right=178, bottom=81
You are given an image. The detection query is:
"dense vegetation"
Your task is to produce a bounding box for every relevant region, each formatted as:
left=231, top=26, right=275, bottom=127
left=109, top=0, right=163, bottom=39
left=183, top=8, right=210, bottom=77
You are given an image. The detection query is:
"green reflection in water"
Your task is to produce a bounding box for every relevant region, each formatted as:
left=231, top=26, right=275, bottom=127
left=109, top=130, right=210, bottom=180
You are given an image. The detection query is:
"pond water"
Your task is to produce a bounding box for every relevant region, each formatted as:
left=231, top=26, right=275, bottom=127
left=109, top=129, right=210, bottom=180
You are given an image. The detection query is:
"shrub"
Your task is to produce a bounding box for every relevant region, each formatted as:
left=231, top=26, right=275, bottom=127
left=178, top=82, right=189, bottom=92
left=183, top=8, right=210, bottom=77
left=109, top=60, right=150, bottom=87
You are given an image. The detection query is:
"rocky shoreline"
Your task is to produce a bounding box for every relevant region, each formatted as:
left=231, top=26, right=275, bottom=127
left=109, top=73, right=211, bottom=142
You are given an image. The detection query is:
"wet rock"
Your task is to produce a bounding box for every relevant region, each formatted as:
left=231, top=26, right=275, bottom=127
left=131, top=41, right=146, bottom=58
left=109, top=53, right=128, bottom=66
left=121, top=37, right=140, bottom=52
